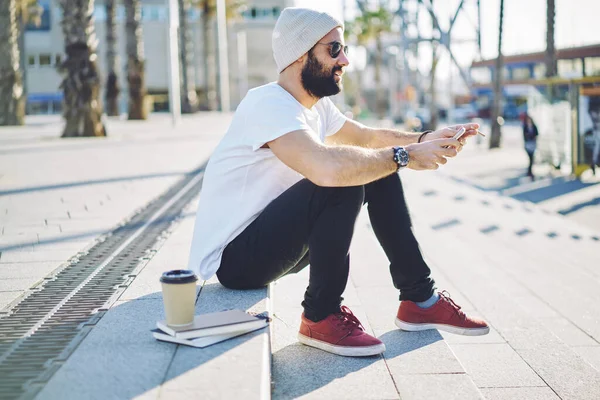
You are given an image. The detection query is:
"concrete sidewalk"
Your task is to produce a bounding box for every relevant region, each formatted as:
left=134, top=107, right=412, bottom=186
left=1, top=114, right=599, bottom=399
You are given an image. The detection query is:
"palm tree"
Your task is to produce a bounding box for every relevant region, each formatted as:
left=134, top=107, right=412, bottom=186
left=545, top=0, right=556, bottom=101
left=489, top=0, right=504, bottom=149
left=125, top=0, right=147, bottom=120
left=545, top=0, right=556, bottom=78
left=198, top=0, right=244, bottom=111
left=0, top=0, right=25, bottom=126
left=105, top=0, right=120, bottom=116
left=179, top=0, right=198, bottom=113
left=58, top=0, right=106, bottom=137
left=201, top=0, right=218, bottom=110
left=429, top=0, right=438, bottom=130
left=349, top=3, right=393, bottom=119
left=429, top=40, right=439, bottom=131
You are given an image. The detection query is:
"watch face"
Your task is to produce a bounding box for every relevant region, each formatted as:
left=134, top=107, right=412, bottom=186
left=394, top=147, right=409, bottom=167
left=399, top=149, right=409, bottom=166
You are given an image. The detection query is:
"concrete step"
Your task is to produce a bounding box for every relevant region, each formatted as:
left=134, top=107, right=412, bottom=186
left=36, top=199, right=272, bottom=400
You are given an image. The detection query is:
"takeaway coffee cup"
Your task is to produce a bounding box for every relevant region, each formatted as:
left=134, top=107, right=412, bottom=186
left=160, top=269, right=198, bottom=326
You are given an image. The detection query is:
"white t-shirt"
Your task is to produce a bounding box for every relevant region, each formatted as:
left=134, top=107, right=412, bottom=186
left=187, top=82, right=348, bottom=280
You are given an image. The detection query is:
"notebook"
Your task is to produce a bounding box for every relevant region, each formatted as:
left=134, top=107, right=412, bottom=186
left=156, top=309, right=268, bottom=340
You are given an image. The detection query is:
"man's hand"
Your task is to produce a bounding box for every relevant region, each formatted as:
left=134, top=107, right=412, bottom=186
left=423, top=123, right=481, bottom=149
left=405, top=138, right=460, bottom=170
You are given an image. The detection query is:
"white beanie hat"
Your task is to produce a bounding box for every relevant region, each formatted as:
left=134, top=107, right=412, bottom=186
left=272, top=7, right=344, bottom=74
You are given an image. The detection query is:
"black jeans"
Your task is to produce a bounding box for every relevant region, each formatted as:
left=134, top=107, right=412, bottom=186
left=216, top=173, right=435, bottom=321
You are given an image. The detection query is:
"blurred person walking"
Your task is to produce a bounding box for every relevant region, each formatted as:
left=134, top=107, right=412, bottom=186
left=523, top=115, right=538, bottom=179
left=584, top=97, right=600, bottom=175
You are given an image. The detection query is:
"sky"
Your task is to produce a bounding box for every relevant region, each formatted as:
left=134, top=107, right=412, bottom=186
left=295, top=0, right=600, bottom=79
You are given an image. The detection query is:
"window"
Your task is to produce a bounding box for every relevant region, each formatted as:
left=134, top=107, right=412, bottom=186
left=242, top=7, right=278, bottom=19
left=27, top=55, right=36, bottom=67
left=55, top=54, right=63, bottom=67
left=557, top=58, right=583, bottom=78
left=584, top=57, right=600, bottom=76
left=39, top=54, right=52, bottom=67
left=470, top=67, right=491, bottom=84
left=533, top=63, right=546, bottom=79
left=512, top=67, right=531, bottom=80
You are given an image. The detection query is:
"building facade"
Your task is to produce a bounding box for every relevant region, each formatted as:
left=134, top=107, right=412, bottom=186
left=469, top=44, right=600, bottom=119
left=24, top=0, right=296, bottom=115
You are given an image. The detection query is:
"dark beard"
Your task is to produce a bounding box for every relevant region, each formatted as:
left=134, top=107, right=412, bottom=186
left=301, top=49, right=342, bottom=99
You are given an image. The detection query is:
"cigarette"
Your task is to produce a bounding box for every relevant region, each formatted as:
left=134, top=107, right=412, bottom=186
left=476, top=130, right=486, bottom=137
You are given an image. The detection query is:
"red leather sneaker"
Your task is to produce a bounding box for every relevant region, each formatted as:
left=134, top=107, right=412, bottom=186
left=395, top=291, right=490, bottom=336
left=298, top=306, right=386, bottom=357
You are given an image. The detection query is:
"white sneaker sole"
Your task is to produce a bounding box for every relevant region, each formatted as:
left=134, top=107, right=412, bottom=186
left=395, top=318, right=490, bottom=336
left=297, top=333, right=386, bottom=357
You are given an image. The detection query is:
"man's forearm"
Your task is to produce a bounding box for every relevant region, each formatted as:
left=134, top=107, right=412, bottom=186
left=314, top=145, right=397, bottom=187
left=365, top=127, right=424, bottom=148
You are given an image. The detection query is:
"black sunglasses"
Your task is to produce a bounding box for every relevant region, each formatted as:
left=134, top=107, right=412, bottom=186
left=316, top=41, right=349, bottom=59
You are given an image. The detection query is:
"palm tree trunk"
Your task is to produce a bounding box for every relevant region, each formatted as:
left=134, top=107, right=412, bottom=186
left=375, top=36, right=386, bottom=119
left=489, top=0, right=504, bottom=149
left=0, top=0, right=25, bottom=126
left=545, top=0, right=556, bottom=78
left=105, top=0, right=120, bottom=116
left=125, top=0, right=147, bottom=120
left=430, top=42, right=438, bottom=130
left=179, top=0, right=198, bottom=113
left=203, top=1, right=218, bottom=111
left=58, top=0, right=106, bottom=137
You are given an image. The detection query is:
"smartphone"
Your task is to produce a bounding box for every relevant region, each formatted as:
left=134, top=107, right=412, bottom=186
left=452, top=127, right=467, bottom=140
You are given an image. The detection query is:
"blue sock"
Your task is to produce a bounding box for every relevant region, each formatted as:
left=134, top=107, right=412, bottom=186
left=415, top=292, right=439, bottom=309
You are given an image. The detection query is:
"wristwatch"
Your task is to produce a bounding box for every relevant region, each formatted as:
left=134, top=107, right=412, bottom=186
left=392, top=146, right=409, bottom=170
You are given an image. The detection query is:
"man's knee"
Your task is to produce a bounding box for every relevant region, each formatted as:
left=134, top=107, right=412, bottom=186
left=217, top=270, right=268, bottom=290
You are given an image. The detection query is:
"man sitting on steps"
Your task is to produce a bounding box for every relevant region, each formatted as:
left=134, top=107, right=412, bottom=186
left=187, top=7, right=489, bottom=357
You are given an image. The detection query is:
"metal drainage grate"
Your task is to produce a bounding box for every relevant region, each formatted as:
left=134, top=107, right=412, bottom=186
left=0, top=164, right=207, bottom=400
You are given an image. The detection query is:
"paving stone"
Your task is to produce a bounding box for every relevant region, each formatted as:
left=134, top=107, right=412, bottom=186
left=0, top=249, right=77, bottom=263
left=0, top=291, right=21, bottom=310
left=537, top=317, right=599, bottom=347
left=349, top=219, right=395, bottom=288
left=37, top=299, right=174, bottom=400
left=518, top=345, right=600, bottom=400
left=273, top=341, right=397, bottom=400
left=0, top=262, right=59, bottom=279
left=480, top=387, right=560, bottom=400
left=2, top=225, right=61, bottom=235
left=0, top=233, right=38, bottom=248
left=354, top=286, right=401, bottom=331
left=394, top=374, right=483, bottom=400
left=378, top=328, right=465, bottom=375
left=451, top=344, right=547, bottom=388
left=573, top=346, right=600, bottom=372
left=0, top=277, right=44, bottom=292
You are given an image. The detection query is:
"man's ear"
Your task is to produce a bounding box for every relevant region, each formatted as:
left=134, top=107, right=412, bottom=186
left=296, top=53, right=307, bottom=65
